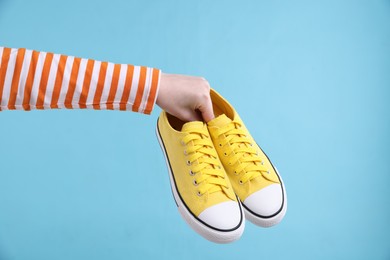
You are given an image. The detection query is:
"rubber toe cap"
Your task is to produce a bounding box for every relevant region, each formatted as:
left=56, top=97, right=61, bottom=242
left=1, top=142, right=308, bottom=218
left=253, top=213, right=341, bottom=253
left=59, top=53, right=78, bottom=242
left=243, top=184, right=283, bottom=217
left=198, top=201, right=242, bottom=230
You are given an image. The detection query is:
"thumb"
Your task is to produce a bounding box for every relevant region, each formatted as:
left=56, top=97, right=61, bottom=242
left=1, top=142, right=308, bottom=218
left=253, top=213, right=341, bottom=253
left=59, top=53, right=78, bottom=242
left=198, top=97, right=215, bottom=123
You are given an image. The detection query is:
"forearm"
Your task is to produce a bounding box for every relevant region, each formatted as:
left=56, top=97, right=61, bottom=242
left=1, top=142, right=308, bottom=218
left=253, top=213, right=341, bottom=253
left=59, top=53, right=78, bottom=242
left=0, top=46, right=161, bottom=114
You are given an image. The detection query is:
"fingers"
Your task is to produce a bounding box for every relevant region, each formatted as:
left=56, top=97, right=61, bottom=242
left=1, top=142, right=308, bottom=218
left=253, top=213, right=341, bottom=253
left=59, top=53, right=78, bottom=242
left=198, top=95, right=215, bottom=123
left=178, top=83, right=214, bottom=123
left=175, top=109, right=203, bottom=122
left=172, top=108, right=203, bottom=122
left=155, top=73, right=215, bottom=123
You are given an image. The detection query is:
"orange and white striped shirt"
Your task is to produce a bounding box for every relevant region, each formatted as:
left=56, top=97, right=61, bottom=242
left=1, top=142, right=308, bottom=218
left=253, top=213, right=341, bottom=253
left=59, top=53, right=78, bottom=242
left=0, top=46, right=161, bottom=114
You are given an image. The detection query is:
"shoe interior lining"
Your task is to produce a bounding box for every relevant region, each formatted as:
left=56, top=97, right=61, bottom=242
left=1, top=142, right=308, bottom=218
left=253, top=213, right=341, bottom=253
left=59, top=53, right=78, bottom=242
left=167, top=113, right=186, bottom=131
left=210, top=90, right=234, bottom=120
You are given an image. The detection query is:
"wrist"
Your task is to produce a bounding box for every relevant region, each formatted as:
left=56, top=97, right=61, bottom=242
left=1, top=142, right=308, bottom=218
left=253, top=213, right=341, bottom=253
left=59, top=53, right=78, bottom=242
left=156, top=72, right=168, bottom=107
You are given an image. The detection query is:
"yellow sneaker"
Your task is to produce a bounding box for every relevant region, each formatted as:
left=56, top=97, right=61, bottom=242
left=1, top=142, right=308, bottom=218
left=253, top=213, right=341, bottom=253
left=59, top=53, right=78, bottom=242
left=156, top=111, right=245, bottom=243
left=207, top=89, right=287, bottom=227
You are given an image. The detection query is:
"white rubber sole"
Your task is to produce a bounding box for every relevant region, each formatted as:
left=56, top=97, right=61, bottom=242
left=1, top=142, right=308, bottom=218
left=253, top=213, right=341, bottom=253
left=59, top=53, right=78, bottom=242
left=242, top=167, right=287, bottom=227
left=156, top=124, right=245, bottom=243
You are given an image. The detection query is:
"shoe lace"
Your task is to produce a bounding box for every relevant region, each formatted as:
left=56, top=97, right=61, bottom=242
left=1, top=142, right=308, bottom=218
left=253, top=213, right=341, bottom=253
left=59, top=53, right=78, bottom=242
left=181, top=128, right=228, bottom=196
left=215, top=121, right=269, bottom=184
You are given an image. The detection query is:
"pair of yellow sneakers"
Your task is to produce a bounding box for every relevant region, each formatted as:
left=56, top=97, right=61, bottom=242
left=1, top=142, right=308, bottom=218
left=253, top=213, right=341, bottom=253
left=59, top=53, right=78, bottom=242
left=156, top=89, right=287, bottom=243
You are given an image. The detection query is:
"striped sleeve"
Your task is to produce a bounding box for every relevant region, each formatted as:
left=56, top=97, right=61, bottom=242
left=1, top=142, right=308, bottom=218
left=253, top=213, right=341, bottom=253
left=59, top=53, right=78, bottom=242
left=0, top=46, right=161, bottom=114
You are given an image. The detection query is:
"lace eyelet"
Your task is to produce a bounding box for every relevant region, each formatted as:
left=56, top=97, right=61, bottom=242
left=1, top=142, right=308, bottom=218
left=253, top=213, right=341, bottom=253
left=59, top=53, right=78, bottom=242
left=186, top=160, right=191, bottom=166
left=180, top=140, right=185, bottom=146
left=266, top=170, right=270, bottom=174
left=224, top=152, right=228, bottom=156
left=184, top=150, right=187, bottom=156
left=193, top=180, right=198, bottom=186
left=219, top=143, right=222, bottom=147
left=261, top=161, right=264, bottom=165
left=239, top=180, right=243, bottom=185
left=197, top=191, right=202, bottom=196
left=189, top=170, right=195, bottom=176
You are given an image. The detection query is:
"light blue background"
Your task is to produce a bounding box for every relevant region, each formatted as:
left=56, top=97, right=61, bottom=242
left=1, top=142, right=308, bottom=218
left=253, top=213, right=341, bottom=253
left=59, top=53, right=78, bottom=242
left=0, top=0, right=389, bottom=259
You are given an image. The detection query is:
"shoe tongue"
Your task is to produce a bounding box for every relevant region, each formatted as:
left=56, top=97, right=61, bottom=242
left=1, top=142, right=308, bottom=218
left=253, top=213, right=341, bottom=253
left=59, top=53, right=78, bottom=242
left=207, top=114, right=232, bottom=127
left=181, top=121, right=205, bottom=132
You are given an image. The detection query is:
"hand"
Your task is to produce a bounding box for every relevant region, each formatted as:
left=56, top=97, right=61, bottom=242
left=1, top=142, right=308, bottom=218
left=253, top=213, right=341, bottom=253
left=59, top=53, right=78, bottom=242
left=156, top=73, right=215, bottom=122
